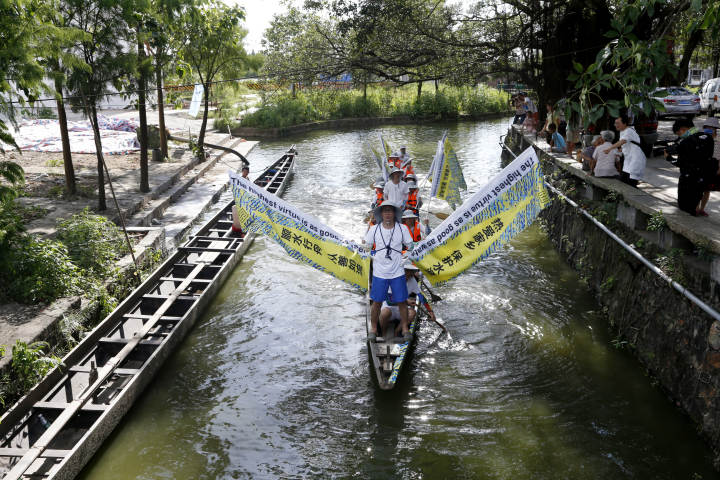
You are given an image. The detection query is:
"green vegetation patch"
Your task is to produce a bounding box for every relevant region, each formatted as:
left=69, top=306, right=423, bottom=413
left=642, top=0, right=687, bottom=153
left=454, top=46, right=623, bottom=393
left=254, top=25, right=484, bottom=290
left=239, top=84, right=509, bottom=129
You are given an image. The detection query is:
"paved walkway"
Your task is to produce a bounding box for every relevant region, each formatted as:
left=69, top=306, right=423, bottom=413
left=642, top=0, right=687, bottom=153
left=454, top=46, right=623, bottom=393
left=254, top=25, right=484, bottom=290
left=533, top=115, right=720, bottom=229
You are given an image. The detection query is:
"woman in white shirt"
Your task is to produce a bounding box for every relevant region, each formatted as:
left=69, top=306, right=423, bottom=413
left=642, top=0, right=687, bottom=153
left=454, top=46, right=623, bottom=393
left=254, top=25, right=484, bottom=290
left=593, top=130, right=621, bottom=178
left=604, top=114, right=646, bottom=187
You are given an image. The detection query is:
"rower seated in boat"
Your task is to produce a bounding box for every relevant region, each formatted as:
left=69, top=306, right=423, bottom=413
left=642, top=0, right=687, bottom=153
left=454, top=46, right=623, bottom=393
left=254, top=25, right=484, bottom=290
left=402, top=209, right=422, bottom=242
left=406, top=180, right=422, bottom=213
left=403, top=262, right=440, bottom=327
left=372, top=180, right=385, bottom=209
left=379, top=261, right=422, bottom=336
left=384, top=167, right=409, bottom=208
left=401, top=157, right=415, bottom=177
left=364, top=201, right=413, bottom=342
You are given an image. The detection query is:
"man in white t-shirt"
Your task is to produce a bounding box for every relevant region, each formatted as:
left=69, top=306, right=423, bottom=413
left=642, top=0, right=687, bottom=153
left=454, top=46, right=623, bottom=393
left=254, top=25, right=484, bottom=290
left=383, top=167, right=409, bottom=207
left=364, top=201, right=413, bottom=341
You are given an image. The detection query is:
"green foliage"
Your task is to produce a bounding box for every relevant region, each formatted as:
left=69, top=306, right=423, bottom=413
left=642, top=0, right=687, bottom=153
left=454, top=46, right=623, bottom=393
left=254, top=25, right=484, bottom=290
left=45, top=158, right=64, bottom=168
left=240, top=84, right=509, bottom=128
left=693, top=239, right=714, bottom=262
left=0, top=235, right=83, bottom=304
left=56, top=208, right=128, bottom=276
left=647, top=211, right=666, bottom=232
left=10, top=341, right=61, bottom=392
left=656, top=248, right=686, bottom=285
left=0, top=161, right=25, bottom=204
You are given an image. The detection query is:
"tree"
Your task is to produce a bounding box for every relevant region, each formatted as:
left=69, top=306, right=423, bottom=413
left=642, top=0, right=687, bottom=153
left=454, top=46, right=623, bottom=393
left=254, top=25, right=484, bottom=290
left=0, top=0, right=45, bottom=151
left=65, top=0, right=135, bottom=211
left=177, top=1, right=247, bottom=159
left=37, top=0, right=89, bottom=196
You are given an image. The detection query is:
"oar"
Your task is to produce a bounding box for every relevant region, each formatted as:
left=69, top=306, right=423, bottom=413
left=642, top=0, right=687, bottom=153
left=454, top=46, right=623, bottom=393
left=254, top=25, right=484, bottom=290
left=421, top=279, right=442, bottom=302
left=419, top=285, right=448, bottom=333
left=431, top=211, right=449, bottom=220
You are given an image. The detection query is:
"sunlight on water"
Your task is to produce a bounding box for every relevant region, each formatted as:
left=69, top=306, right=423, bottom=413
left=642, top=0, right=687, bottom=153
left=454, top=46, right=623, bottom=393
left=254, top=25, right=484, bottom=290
left=78, top=120, right=717, bottom=480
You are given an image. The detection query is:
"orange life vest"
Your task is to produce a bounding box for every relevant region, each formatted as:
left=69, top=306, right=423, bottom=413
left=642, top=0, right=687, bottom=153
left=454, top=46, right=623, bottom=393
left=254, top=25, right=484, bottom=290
left=404, top=164, right=415, bottom=177
left=406, top=190, right=418, bottom=210
left=375, top=189, right=384, bottom=206
left=403, top=221, right=421, bottom=242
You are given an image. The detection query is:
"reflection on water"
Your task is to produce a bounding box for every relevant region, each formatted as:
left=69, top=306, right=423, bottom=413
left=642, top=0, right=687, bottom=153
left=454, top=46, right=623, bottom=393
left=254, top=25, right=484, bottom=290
left=79, top=120, right=716, bottom=479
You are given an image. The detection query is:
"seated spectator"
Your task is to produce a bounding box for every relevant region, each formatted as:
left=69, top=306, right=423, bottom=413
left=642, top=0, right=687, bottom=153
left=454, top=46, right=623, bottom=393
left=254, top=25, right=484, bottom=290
left=576, top=135, right=602, bottom=171
left=547, top=123, right=566, bottom=153
left=592, top=131, right=621, bottom=178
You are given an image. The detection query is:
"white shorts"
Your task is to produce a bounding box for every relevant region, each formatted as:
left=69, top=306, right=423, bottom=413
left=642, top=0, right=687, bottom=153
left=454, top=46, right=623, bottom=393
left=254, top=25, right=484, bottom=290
left=381, top=302, right=401, bottom=321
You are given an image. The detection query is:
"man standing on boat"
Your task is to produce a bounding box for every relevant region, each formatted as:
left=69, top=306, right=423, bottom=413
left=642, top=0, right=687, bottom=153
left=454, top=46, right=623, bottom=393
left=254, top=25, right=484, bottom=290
left=365, top=201, right=413, bottom=342
left=384, top=167, right=409, bottom=207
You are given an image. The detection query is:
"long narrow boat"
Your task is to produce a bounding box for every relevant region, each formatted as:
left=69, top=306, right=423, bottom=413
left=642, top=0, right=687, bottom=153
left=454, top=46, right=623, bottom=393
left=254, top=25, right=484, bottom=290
left=365, top=277, right=421, bottom=390
left=0, top=148, right=296, bottom=480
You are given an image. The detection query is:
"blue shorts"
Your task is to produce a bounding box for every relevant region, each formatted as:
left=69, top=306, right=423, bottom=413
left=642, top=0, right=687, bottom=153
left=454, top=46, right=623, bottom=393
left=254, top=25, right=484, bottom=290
left=370, top=275, right=408, bottom=303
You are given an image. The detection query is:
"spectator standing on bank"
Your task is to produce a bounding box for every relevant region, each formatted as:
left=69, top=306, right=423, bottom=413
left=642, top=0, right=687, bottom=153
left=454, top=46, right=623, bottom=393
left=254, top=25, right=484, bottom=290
left=513, top=94, right=526, bottom=125
left=604, top=114, right=646, bottom=187
left=698, top=117, right=720, bottom=216
left=664, top=118, right=715, bottom=216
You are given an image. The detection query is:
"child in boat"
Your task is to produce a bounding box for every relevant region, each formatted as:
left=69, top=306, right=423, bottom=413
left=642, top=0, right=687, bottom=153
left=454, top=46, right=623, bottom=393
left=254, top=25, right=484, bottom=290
left=384, top=167, right=409, bottom=207
left=365, top=202, right=413, bottom=342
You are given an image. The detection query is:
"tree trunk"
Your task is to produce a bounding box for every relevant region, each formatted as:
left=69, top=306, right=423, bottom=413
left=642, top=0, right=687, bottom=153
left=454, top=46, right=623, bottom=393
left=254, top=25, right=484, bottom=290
left=363, top=82, right=367, bottom=100
left=137, top=35, right=150, bottom=193
left=89, top=103, right=107, bottom=211
left=197, top=82, right=210, bottom=161
left=434, top=79, right=439, bottom=92
left=417, top=81, right=422, bottom=99
left=677, top=27, right=705, bottom=85
left=156, top=51, right=168, bottom=159
left=291, top=82, right=296, bottom=98
left=54, top=76, right=75, bottom=196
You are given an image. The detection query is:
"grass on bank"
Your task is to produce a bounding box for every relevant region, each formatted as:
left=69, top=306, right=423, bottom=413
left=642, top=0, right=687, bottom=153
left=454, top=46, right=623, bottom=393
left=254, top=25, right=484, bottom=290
left=227, top=84, right=510, bottom=129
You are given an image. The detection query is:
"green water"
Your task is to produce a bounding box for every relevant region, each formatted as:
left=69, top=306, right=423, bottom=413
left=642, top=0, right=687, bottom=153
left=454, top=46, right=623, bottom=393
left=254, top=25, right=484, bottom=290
left=79, top=120, right=717, bottom=479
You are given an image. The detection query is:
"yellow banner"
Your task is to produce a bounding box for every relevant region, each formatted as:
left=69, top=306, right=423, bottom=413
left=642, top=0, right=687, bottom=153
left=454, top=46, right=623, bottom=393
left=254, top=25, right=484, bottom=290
left=413, top=147, right=549, bottom=285
left=231, top=173, right=370, bottom=291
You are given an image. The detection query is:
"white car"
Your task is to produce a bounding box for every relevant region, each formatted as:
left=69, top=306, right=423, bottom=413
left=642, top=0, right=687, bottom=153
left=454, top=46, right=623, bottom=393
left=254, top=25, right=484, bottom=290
left=699, top=78, right=720, bottom=115
left=651, top=87, right=701, bottom=119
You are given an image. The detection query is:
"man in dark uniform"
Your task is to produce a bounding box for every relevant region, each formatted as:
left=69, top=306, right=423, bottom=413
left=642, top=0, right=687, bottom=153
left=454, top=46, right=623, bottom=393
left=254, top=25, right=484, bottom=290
left=664, top=118, right=715, bottom=216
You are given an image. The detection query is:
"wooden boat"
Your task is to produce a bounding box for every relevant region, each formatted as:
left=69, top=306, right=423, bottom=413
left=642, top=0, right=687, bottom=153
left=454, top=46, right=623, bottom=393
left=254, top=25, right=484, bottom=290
left=0, top=148, right=295, bottom=480
left=365, top=279, right=421, bottom=390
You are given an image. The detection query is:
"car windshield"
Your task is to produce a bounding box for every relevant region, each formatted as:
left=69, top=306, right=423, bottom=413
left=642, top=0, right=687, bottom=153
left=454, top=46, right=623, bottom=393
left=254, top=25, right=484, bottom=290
left=667, top=87, right=692, bottom=96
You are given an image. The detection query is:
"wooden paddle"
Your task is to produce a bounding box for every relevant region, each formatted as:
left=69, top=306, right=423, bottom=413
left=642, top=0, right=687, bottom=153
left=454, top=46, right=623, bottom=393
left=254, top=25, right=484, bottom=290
left=432, top=211, right=449, bottom=220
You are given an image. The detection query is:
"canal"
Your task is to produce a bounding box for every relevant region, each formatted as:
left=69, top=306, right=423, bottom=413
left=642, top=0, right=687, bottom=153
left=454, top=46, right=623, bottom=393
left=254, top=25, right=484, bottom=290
left=79, top=119, right=717, bottom=479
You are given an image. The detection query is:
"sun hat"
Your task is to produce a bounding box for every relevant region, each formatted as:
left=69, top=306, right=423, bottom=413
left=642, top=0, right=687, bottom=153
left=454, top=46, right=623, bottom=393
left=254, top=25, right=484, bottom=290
left=407, top=180, right=418, bottom=189
left=373, top=201, right=403, bottom=225
left=402, top=209, right=418, bottom=219
left=405, top=173, right=417, bottom=182
left=373, top=180, right=386, bottom=189
left=390, top=166, right=404, bottom=177
left=403, top=261, right=419, bottom=271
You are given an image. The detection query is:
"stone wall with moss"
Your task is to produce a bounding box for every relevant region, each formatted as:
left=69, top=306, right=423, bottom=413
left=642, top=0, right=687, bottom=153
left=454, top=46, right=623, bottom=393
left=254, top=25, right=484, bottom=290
left=505, top=128, right=720, bottom=469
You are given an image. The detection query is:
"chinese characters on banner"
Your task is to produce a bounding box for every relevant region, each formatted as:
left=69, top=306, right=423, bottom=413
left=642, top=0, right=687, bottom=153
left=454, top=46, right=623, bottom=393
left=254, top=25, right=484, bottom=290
left=412, top=146, right=549, bottom=285
left=230, top=172, right=370, bottom=291
left=229, top=145, right=549, bottom=291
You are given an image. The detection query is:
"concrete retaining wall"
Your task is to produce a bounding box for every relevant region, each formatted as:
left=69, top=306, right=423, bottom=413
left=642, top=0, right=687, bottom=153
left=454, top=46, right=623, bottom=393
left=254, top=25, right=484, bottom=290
left=505, top=126, right=720, bottom=468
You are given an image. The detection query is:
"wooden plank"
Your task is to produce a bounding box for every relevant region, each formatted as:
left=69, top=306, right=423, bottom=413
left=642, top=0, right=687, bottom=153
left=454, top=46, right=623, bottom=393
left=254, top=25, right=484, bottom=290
left=0, top=448, right=69, bottom=459
left=34, top=402, right=108, bottom=412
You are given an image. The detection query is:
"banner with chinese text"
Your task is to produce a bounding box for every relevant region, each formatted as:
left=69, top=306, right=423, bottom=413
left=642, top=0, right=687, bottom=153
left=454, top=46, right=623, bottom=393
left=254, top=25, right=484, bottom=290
left=230, top=172, right=370, bottom=291
left=411, top=146, right=549, bottom=284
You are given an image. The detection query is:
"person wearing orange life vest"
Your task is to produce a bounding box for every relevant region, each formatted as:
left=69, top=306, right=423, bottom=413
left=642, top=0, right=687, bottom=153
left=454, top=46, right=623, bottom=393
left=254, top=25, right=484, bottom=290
left=402, top=157, right=415, bottom=177
left=402, top=210, right=422, bottom=242
left=372, top=180, right=385, bottom=209
left=405, top=180, right=423, bottom=213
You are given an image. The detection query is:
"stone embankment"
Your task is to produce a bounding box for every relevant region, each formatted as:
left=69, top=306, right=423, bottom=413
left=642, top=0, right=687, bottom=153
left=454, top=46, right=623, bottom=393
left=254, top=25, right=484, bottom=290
left=0, top=134, right=257, bottom=374
left=505, top=125, right=720, bottom=468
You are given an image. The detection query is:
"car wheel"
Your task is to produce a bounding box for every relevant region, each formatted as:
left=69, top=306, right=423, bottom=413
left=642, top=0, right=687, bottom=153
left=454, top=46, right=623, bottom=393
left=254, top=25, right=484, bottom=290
left=686, top=114, right=695, bottom=120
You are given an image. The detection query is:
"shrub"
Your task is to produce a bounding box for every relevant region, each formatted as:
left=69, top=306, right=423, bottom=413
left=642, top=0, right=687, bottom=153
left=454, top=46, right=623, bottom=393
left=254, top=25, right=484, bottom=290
left=240, top=83, right=509, bottom=128
left=56, top=208, right=128, bottom=276
left=0, top=235, right=82, bottom=303
left=10, top=341, right=61, bottom=392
